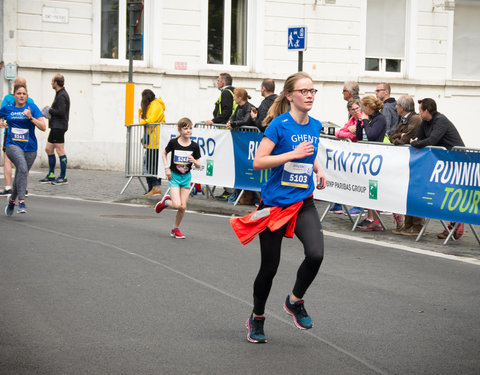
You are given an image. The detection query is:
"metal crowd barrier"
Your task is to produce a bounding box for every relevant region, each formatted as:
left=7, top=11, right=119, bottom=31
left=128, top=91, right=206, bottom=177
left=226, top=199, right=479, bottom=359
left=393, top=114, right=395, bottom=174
left=121, top=122, right=175, bottom=194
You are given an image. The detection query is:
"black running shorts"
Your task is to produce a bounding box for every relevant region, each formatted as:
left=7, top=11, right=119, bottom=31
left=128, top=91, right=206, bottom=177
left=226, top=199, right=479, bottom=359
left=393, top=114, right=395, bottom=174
left=48, top=128, right=67, bottom=144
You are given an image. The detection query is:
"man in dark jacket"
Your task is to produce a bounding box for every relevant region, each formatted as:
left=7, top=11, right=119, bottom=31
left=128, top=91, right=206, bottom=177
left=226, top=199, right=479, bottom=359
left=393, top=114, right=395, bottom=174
left=250, top=79, right=277, bottom=131
left=376, top=82, right=398, bottom=135
left=411, top=97, right=465, bottom=240
left=205, top=73, right=235, bottom=125
left=40, top=74, right=71, bottom=185
left=410, top=98, right=464, bottom=150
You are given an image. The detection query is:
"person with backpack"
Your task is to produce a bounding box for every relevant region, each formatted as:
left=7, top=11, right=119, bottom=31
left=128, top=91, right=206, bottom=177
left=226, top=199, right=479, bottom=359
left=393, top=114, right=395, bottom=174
left=204, top=73, right=236, bottom=126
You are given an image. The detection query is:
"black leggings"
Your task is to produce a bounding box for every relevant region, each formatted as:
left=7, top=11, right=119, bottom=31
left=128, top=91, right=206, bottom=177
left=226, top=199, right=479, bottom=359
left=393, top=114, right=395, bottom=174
left=253, top=197, right=324, bottom=315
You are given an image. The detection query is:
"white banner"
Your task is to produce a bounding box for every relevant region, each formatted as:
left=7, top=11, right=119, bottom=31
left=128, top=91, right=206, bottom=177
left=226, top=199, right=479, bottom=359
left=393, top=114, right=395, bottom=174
left=314, top=138, right=410, bottom=213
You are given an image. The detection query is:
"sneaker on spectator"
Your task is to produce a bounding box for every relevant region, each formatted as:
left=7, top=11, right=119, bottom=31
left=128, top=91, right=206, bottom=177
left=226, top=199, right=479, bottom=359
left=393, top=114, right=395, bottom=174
left=246, top=314, right=267, bottom=343
left=437, top=222, right=454, bottom=239
left=283, top=295, right=313, bottom=330
left=171, top=228, right=185, bottom=239
left=52, top=177, right=68, bottom=185
left=393, top=213, right=404, bottom=230
left=454, top=223, right=464, bottom=240
left=39, top=173, right=55, bottom=183
left=17, top=201, right=27, bottom=214
left=154, top=195, right=170, bottom=214
left=329, top=203, right=343, bottom=214
left=215, top=190, right=231, bottom=201
left=345, top=207, right=362, bottom=216
left=0, top=188, right=12, bottom=196
left=360, top=220, right=383, bottom=232
left=357, top=218, right=373, bottom=227
left=5, top=200, right=15, bottom=216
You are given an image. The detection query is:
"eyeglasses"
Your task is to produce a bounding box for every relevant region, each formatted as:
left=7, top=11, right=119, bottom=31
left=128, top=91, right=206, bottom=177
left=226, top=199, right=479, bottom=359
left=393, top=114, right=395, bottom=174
left=292, top=89, right=318, bottom=96
left=375, top=89, right=386, bottom=92
left=342, top=89, right=349, bottom=93
left=350, top=107, right=361, bottom=112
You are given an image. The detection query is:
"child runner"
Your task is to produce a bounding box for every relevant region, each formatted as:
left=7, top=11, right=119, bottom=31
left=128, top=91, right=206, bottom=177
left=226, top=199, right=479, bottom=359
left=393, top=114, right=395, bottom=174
left=154, top=117, right=201, bottom=239
left=231, top=72, right=327, bottom=343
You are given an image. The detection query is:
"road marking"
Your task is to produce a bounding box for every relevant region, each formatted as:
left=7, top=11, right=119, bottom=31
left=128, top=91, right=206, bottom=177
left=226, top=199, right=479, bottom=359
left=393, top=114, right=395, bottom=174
left=16, top=221, right=388, bottom=375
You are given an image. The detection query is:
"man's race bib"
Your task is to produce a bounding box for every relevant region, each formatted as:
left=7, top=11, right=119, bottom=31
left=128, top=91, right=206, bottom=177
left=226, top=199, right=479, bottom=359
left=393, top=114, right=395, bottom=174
left=173, top=150, right=192, bottom=165
left=11, top=128, right=29, bottom=142
left=281, top=162, right=313, bottom=188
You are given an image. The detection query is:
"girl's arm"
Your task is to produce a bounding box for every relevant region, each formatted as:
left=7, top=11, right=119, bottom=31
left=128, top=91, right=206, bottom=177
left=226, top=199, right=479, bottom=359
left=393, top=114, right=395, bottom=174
left=253, top=137, right=314, bottom=171
left=162, top=150, right=172, bottom=180
left=187, top=155, right=201, bottom=169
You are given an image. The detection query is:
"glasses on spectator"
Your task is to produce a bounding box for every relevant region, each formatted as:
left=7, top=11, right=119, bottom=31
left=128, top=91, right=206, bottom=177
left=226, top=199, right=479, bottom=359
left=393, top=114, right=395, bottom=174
left=375, top=89, right=386, bottom=92
left=292, top=88, right=318, bottom=96
left=350, top=106, right=361, bottom=112
left=342, top=89, right=349, bottom=93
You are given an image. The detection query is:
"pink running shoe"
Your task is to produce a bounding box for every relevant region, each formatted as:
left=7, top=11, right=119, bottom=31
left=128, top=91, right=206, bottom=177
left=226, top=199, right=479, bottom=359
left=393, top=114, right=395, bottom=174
left=155, top=195, right=170, bottom=214
left=171, top=228, right=186, bottom=239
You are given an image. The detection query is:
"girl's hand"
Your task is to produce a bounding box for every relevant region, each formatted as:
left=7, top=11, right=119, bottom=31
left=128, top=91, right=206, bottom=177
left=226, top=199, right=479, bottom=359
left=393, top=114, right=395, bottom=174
left=359, top=113, right=368, bottom=120
left=23, top=107, right=32, bottom=119
left=316, top=171, right=327, bottom=190
left=187, top=155, right=195, bottom=162
left=0, top=119, right=7, bottom=129
left=166, top=171, right=172, bottom=180
left=292, top=141, right=314, bottom=159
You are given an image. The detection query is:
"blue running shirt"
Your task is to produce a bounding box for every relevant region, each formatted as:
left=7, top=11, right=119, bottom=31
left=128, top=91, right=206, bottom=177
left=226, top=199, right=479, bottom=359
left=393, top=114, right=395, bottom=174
left=0, top=103, right=43, bottom=151
left=261, top=112, right=322, bottom=207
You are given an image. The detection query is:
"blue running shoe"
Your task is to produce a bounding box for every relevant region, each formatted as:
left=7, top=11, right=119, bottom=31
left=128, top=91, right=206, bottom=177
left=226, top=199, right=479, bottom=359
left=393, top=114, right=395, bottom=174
left=345, top=207, right=362, bottom=216
left=283, top=296, right=313, bottom=330
left=17, top=202, right=27, bottom=214
left=5, top=200, right=15, bottom=216
left=329, top=203, right=343, bottom=214
left=246, top=314, right=267, bottom=343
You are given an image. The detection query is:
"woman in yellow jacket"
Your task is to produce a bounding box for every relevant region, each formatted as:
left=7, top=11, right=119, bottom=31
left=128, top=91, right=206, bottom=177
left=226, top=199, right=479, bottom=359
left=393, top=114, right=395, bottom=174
left=139, top=89, right=166, bottom=195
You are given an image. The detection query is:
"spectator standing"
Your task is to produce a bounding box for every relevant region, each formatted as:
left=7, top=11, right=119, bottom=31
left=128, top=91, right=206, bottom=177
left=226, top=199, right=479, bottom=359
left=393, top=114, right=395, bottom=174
left=0, top=77, right=34, bottom=195
left=375, top=82, right=398, bottom=136
left=1, top=83, right=46, bottom=215
left=329, top=81, right=360, bottom=214
left=204, top=73, right=235, bottom=126
left=389, top=96, right=423, bottom=236
left=154, top=118, right=201, bottom=239
left=227, top=88, right=253, bottom=129
left=335, top=99, right=365, bottom=216
left=138, top=89, right=166, bottom=196
left=357, top=96, right=387, bottom=231
left=410, top=98, right=465, bottom=240
left=39, top=74, right=70, bottom=185
left=251, top=79, right=277, bottom=131
left=231, top=72, right=327, bottom=344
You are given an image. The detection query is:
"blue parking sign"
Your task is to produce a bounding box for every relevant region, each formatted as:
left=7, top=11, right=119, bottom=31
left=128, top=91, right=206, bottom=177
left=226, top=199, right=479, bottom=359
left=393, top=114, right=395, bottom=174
left=288, top=27, right=307, bottom=51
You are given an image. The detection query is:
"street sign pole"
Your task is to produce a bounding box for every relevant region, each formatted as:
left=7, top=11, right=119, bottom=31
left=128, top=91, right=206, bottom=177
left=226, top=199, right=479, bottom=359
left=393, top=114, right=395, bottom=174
left=288, top=26, right=306, bottom=72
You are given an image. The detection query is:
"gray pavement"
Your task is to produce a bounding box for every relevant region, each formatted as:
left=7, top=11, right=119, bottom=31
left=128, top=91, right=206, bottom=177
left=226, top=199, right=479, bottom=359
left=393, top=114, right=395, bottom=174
left=21, top=168, right=480, bottom=260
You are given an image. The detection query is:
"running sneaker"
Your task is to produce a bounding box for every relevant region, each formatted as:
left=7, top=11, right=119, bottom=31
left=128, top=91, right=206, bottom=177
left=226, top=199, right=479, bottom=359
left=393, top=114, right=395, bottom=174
left=39, top=174, right=55, bottom=183
left=5, top=199, right=15, bottom=216
left=283, top=295, right=313, bottom=330
left=171, top=228, right=186, bottom=239
left=52, top=177, right=68, bottom=185
left=0, top=188, right=12, bottom=196
left=154, top=195, right=170, bottom=214
left=17, top=202, right=27, bottom=214
left=345, top=207, right=362, bottom=216
left=360, top=220, right=383, bottom=232
left=215, top=190, right=231, bottom=201
left=246, top=314, right=267, bottom=343
left=357, top=218, right=373, bottom=227
left=329, top=203, right=343, bottom=214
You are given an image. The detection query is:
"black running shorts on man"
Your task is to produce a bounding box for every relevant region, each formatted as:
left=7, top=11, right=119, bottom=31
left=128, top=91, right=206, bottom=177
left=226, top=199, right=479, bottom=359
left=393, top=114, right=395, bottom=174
left=47, top=128, right=66, bottom=144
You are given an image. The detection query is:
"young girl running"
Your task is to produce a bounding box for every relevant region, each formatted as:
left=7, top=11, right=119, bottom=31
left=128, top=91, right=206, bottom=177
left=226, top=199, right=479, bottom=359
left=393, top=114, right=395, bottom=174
left=154, top=118, right=201, bottom=239
left=231, top=72, right=327, bottom=343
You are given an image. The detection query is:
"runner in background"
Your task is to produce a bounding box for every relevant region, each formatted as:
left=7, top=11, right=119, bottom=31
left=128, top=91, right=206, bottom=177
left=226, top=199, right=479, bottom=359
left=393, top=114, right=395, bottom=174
left=154, top=118, right=201, bottom=239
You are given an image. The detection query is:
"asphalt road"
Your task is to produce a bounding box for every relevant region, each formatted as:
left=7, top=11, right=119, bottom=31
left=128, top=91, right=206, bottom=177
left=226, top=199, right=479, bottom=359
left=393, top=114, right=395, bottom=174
left=1, top=197, right=479, bottom=375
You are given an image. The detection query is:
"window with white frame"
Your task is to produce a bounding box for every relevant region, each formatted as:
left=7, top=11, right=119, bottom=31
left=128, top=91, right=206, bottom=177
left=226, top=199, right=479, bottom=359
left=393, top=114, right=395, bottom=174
left=207, top=0, right=248, bottom=65
left=365, top=0, right=406, bottom=73
left=100, top=0, right=144, bottom=61
left=452, top=0, right=480, bottom=80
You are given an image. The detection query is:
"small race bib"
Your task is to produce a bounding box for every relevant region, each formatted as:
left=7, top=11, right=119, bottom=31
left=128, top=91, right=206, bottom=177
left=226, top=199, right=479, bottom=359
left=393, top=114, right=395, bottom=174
left=173, top=150, right=192, bottom=165
left=11, top=128, right=29, bottom=142
left=281, top=162, right=313, bottom=188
